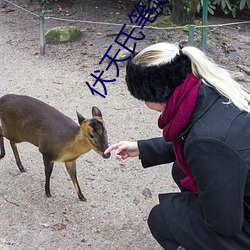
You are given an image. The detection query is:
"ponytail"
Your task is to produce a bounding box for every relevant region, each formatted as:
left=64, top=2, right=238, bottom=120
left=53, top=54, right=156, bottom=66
left=182, top=46, right=250, bottom=112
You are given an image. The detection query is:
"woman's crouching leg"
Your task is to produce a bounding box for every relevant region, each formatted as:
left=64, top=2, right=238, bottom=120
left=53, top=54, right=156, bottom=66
left=148, top=204, right=179, bottom=250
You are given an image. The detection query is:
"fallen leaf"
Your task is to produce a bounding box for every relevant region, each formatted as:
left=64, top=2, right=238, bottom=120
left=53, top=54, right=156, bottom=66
left=51, top=223, right=67, bottom=231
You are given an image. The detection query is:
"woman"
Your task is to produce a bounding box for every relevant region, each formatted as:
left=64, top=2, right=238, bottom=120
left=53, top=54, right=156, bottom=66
left=104, top=42, right=250, bottom=250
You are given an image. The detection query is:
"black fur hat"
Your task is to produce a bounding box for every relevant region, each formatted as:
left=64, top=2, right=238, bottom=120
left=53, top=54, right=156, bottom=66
left=125, top=52, right=192, bottom=103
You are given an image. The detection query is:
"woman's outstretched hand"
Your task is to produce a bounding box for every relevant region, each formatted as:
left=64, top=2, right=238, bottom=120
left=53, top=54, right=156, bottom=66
left=104, top=141, right=139, bottom=160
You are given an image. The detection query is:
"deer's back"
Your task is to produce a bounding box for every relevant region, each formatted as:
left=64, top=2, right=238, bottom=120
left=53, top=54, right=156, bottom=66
left=0, top=94, right=79, bottom=148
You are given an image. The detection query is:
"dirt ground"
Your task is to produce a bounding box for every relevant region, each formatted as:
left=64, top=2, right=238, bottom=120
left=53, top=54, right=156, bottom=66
left=0, top=0, right=249, bottom=249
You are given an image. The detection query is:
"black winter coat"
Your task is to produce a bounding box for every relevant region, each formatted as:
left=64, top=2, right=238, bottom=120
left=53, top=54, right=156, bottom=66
left=138, top=84, right=250, bottom=250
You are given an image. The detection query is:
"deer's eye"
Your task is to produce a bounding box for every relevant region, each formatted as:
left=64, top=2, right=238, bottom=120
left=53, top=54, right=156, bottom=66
left=89, top=133, right=94, bottom=139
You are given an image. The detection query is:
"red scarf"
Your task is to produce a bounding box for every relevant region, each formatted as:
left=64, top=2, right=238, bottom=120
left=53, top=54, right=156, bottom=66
left=158, top=73, right=201, bottom=194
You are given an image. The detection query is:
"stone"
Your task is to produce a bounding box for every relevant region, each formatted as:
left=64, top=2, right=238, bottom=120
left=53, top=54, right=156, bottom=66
left=45, top=26, right=82, bottom=44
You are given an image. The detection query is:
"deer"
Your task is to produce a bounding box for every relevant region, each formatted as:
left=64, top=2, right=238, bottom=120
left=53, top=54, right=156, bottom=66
left=0, top=94, right=110, bottom=201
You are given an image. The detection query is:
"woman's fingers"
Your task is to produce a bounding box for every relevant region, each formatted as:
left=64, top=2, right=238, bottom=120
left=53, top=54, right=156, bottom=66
left=104, top=141, right=127, bottom=155
left=104, top=141, right=138, bottom=160
left=115, top=143, right=128, bottom=155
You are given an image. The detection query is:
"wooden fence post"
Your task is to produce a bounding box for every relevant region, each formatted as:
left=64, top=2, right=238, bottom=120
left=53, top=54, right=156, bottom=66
left=202, top=0, right=208, bottom=51
left=39, top=11, right=45, bottom=55
left=188, top=25, right=195, bottom=46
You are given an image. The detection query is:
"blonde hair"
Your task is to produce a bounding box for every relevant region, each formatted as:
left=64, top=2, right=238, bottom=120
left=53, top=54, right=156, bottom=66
left=134, top=42, right=250, bottom=113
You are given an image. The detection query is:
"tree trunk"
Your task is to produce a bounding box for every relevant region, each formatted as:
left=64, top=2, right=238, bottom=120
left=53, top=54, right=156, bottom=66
left=171, top=0, right=198, bottom=25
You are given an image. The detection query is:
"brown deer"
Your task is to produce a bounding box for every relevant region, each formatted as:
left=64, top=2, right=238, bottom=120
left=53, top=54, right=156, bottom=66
left=0, top=94, right=110, bottom=201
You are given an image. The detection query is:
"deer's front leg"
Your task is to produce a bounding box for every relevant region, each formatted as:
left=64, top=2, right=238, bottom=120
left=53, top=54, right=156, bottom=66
left=65, top=160, right=86, bottom=202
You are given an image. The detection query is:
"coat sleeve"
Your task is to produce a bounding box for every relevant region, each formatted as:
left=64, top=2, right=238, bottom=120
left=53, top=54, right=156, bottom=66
left=185, top=136, right=249, bottom=237
left=137, top=137, right=175, bottom=168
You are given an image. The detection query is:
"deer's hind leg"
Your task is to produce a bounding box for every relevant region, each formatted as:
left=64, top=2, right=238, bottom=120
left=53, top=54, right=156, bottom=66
left=10, top=141, right=26, bottom=172
left=65, top=161, right=86, bottom=202
left=0, top=126, right=5, bottom=159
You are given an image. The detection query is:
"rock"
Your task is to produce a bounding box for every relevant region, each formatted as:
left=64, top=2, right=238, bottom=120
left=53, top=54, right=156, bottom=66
left=231, top=71, right=247, bottom=82
left=0, top=0, right=6, bottom=8
left=116, top=48, right=135, bottom=61
left=45, top=26, right=82, bottom=44
left=116, top=48, right=138, bottom=67
left=39, top=223, right=50, bottom=228
left=133, top=197, right=140, bottom=205
left=142, top=187, right=152, bottom=198
left=236, top=65, right=250, bottom=76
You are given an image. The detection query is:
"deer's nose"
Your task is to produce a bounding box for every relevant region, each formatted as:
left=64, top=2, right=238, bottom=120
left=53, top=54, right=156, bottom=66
left=103, top=152, right=111, bottom=159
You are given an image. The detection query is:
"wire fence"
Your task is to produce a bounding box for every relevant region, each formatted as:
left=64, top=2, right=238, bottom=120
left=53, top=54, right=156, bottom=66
left=2, top=0, right=250, bottom=55
left=4, top=0, right=250, bottom=29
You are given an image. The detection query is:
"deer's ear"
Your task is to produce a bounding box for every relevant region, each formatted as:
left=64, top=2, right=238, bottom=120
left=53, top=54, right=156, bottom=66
left=92, top=106, right=102, bottom=118
left=76, top=111, right=85, bottom=125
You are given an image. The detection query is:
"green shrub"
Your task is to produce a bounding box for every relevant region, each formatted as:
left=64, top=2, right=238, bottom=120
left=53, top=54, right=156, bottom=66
left=133, top=0, right=250, bottom=18
left=213, top=0, right=250, bottom=17
left=197, top=0, right=217, bottom=15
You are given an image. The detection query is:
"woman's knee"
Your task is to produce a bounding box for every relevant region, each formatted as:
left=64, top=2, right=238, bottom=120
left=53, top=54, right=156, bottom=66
left=148, top=205, right=179, bottom=249
left=148, top=204, right=161, bottom=233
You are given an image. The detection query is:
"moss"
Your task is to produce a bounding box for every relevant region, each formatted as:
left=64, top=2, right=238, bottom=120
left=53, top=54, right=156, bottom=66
left=153, top=15, right=191, bottom=32
left=153, top=15, right=172, bottom=28
left=116, top=48, right=139, bottom=67
left=45, top=26, right=82, bottom=44
left=207, top=29, right=216, bottom=41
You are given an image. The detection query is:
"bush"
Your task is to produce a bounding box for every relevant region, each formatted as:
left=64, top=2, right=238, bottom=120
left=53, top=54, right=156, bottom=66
left=212, top=0, right=250, bottom=17
left=133, top=0, right=250, bottom=18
